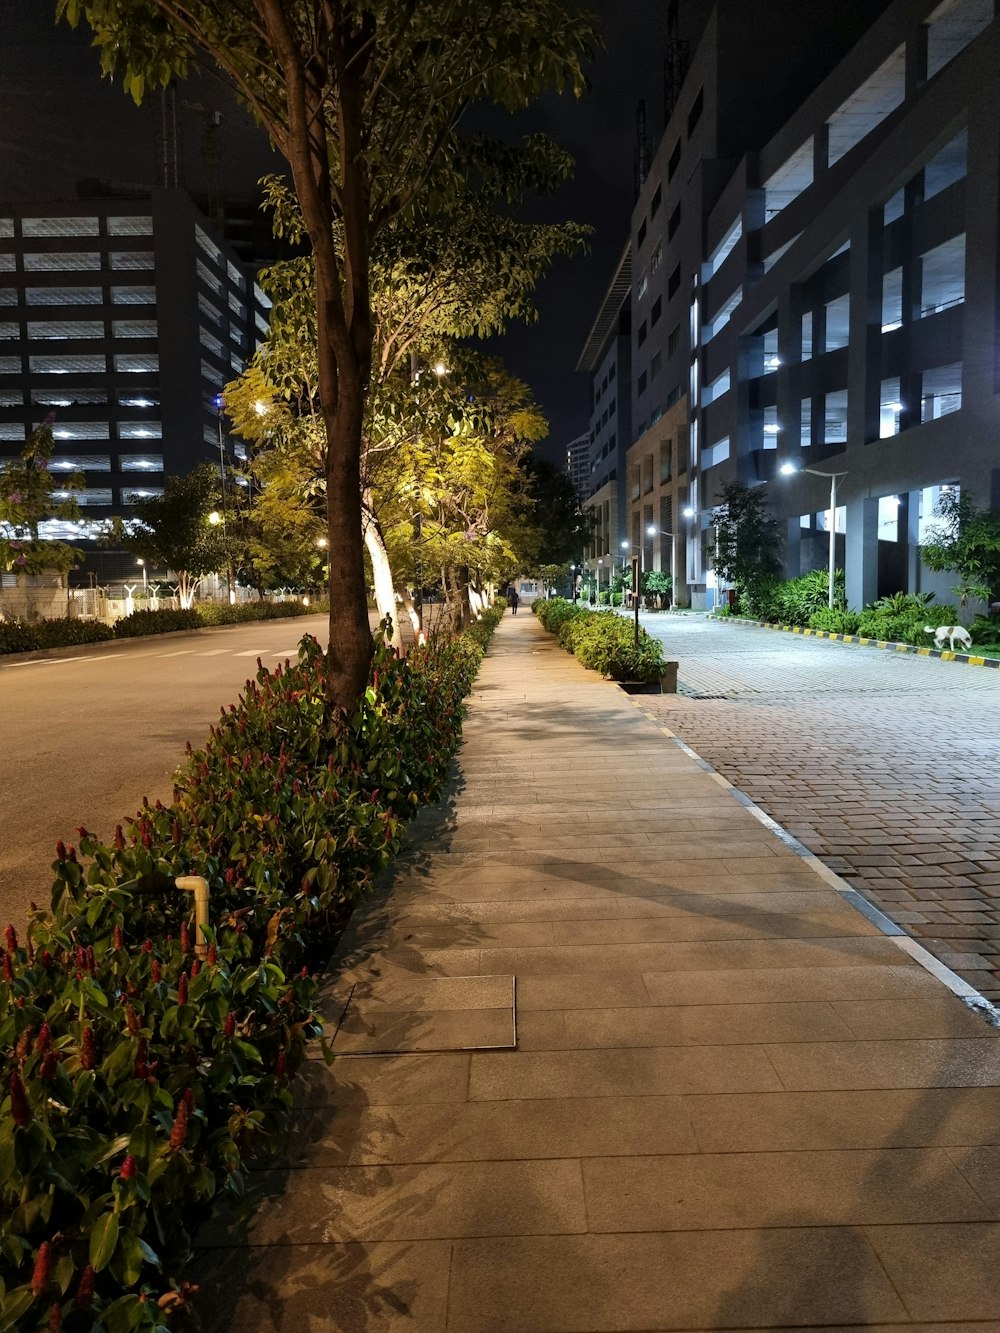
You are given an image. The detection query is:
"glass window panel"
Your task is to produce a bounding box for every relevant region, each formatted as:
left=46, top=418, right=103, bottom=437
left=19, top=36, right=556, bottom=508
left=48, top=455, right=110, bottom=471
left=22, top=217, right=98, bottom=237
left=118, top=394, right=159, bottom=407
left=29, top=354, right=106, bottom=373
left=762, top=405, right=779, bottom=447
left=118, top=454, right=163, bottom=471
left=24, top=252, right=101, bottom=271
left=201, top=359, right=224, bottom=386
left=200, top=328, right=224, bottom=357
left=0, top=355, right=22, bottom=373
left=0, top=254, right=15, bottom=270
left=110, top=251, right=154, bottom=271
left=36, top=518, right=106, bottom=539
left=27, top=320, right=104, bottom=339
left=27, top=287, right=103, bottom=306
left=824, top=293, right=850, bottom=350
left=113, top=320, right=157, bottom=339
left=0, top=390, right=23, bottom=405
left=0, top=423, right=25, bottom=439
left=114, top=354, right=159, bottom=373
left=33, top=389, right=108, bottom=405
left=0, top=322, right=17, bottom=339
left=112, top=286, right=155, bottom=305
left=826, top=46, right=905, bottom=166
left=0, top=220, right=12, bottom=238
left=924, top=129, right=968, bottom=200
left=51, top=422, right=110, bottom=440
left=108, top=216, right=153, bottom=235
left=878, top=495, right=902, bottom=541
left=118, top=422, right=162, bottom=439
left=801, top=310, right=813, bottom=360
left=0, top=290, right=16, bottom=305
left=52, top=487, right=112, bottom=505
left=121, top=486, right=164, bottom=503
left=919, top=234, right=965, bottom=315
left=800, top=397, right=812, bottom=446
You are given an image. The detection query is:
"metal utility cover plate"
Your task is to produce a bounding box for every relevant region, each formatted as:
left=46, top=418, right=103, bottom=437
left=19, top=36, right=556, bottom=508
left=327, top=974, right=516, bottom=1055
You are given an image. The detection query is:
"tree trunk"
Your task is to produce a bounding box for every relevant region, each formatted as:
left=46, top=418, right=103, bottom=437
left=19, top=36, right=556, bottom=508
left=396, top=584, right=421, bottom=636
left=362, top=507, right=402, bottom=651
left=325, top=379, right=374, bottom=706
left=458, top=564, right=472, bottom=630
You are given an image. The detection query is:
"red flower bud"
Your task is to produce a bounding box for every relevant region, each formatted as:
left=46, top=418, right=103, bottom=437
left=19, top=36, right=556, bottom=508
left=113, top=825, right=125, bottom=850
left=120, top=1155, right=136, bottom=1180
left=39, top=1051, right=58, bottom=1080
left=169, top=1099, right=189, bottom=1151
left=55, top=840, right=67, bottom=861
left=191, top=959, right=200, bottom=978
left=206, top=942, right=217, bottom=965
left=224, top=868, right=235, bottom=886
left=40, top=949, right=53, bottom=969
left=2, top=952, right=13, bottom=983
left=140, top=823, right=152, bottom=850
left=142, top=938, right=153, bottom=953
left=177, top=971, right=188, bottom=1005
left=16, top=1027, right=32, bottom=1063
left=80, top=1026, right=96, bottom=1071
left=113, top=924, right=123, bottom=951
left=172, top=818, right=181, bottom=846
left=183, top=1086, right=195, bottom=1113
left=151, top=959, right=161, bottom=984
left=179, top=922, right=190, bottom=954
left=274, top=1049, right=287, bottom=1079
left=4, top=924, right=17, bottom=953
left=35, top=1023, right=51, bottom=1054
left=49, top=1302, right=61, bottom=1330
left=10, top=1071, right=32, bottom=1126
left=30, top=1241, right=51, bottom=1295
left=126, top=1005, right=139, bottom=1036
left=134, top=1037, right=149, bottom=1079
left=224, top=1012, right=236, bottom=1038
left=75, top=1265, right=95, bottom=1309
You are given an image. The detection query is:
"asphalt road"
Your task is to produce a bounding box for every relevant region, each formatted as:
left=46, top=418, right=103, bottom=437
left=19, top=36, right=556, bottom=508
left=0, top=616, right=330, bottom=930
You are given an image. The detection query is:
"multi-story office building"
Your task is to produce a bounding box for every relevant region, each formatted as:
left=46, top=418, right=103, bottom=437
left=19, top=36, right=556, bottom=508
left=564, top=432, right=591, bottom=498
left=0, top=187, right=269, bottom=580
left=590, top=0, right=996, bottom=611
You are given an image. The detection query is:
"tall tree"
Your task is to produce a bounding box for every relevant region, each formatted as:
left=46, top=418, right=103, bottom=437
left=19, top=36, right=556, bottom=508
left=59, top=0, right=596, bottom=707
left=711, top=481, right=783, bottom=614
left=921, top=488, right=1000, bottom=607
left=0, top=418, right=83, bottom=577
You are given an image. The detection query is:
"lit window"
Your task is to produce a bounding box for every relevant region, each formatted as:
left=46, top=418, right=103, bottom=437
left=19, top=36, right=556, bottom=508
left=0, top=356, right=22, bottom=374
left=29, top=354, right=106, bottom=374
left=37, top=519, right=106, bottom=539
left=51, top=423, right=110, bottom=440
left=0, top=219, right=12, bottom=238
left=0, top=322, right=17, bottom=340
left=878, top=494, right=902, bottom=542
left=199, top=294, right=223, bottom=326
left=114, top=354, right=158, bottom=374
left=201, top=359, right=224, bottom=386
left=118, top=395, right=158, bottom=407
left=920, top=363, right=962, bottom=420
left=700, top=436, right=730, bottom=469
left=702, top=217, right=741, bottom=281
left=253, top=282, right=271, bottom=310
left=227, top=261, right=244, bottom=289
left=762, top=233, right=800, bottom=273
left=22, top=217, right=98, bottom=237
left=824, top=294, right=850, bottom=351
left=0, top=255, right=14, bottom=271
left=197, top=260, right=222, bottom=295
left=108, top=216, right=153, bottom=235
left=637, top=273, right=648, bottom=300
left=195, top=227, right=223, bottom=266
left=702, top=288, right=741, bottom=344
left=228, top=292, right=244, bottom=318
left=52, top=487, right=112, bottom=505
left=763, top=140, right=813, bottom=220
left=0, top=390, right=23, bottom=406
left=762, top=406, right=780, bottom=446
left=119, top=422, right=162, bottom=439
left=882, top=267, right=903, bottom=330
left=200, top=328, right=225, bottom=358
left=919, top=234, right=965, bottom=316
left=119, top=454, right=164, bottom=471
left=0, top=423, right=24, bottom=440
left=33, top=389, right=108, bottom=406
left=113, top=320, right=157, bottom=339
left=111, top=251, right=154, bottom=271
left=800, top=397, right=812, bottom=446
left=112, top=287, right=155, bottom=305
left=880, top=378, right=903, bottom=437
left=27, top=320, right=104, bottom=340
left=121, top=486, right=164, bottom=503
left=48, top=455, right=111, bottom=471
left=702, top=368, right=730, bottom=406
left=824, top=389, right=848, bottom=443
left=24, top=253, right=101, bottom=271
left=27, top=287, right=102, bottom=306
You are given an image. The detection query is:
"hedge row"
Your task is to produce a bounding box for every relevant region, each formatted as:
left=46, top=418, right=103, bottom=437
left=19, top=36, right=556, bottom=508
left=0, top=607, right=502, bottom=1330
left=0, top=601, right=328, bottom=655
left=533, top=599, right=665, bottom=683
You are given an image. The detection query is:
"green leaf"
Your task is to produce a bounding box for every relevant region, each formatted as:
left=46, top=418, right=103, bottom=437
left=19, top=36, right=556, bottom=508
left=0, top=1286, right=35, bottom=1332
left=89, top=1211, right=120, bottom=1273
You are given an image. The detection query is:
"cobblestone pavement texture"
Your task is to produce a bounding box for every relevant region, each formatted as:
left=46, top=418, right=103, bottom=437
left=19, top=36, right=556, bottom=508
left=637, top=614, right=1000, bottom=999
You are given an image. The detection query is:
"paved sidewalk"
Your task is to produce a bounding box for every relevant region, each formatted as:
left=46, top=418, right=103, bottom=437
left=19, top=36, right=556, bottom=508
left=197, top=612, right=1000, bottom=1331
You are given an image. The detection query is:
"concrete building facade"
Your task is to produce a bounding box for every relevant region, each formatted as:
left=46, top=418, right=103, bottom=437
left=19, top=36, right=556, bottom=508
left=589, top=0, right=998, bottom=611
left=0, top=188, right=269, bottom=581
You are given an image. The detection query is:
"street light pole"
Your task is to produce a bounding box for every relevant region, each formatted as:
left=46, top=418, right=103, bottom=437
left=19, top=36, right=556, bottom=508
left=779, top=463, right=847, bottom=609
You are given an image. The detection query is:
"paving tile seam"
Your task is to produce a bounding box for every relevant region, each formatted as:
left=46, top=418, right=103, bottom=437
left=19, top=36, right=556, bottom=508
left=623, top=697, right=1000, bottom=1031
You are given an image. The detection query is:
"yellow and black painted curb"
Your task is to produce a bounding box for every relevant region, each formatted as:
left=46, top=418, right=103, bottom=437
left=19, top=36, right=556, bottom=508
left=719, top=616, right=1000, bottom=669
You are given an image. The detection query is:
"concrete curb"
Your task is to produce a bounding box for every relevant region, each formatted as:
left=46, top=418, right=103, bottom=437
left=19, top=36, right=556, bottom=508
left=624, top=691, right=1000, bottom=1030
left=716, top=614, right=1000, bottom=667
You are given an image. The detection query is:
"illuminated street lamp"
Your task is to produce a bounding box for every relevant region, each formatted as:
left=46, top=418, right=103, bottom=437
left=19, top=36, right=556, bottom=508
left=645, top=524, right=679, bottom=608
left=136, top=557, right=147, bottom=600
left=780, top=462, right=848, bottom=609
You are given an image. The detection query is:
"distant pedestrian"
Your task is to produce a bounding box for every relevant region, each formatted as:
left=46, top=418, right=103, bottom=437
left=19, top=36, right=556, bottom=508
left=507, top=587, right=520, bottom=615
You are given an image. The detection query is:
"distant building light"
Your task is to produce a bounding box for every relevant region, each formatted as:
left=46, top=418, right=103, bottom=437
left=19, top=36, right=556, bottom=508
left=881, top=321, right=902, bottom=332
left=763, top=423, right=781, bottom=435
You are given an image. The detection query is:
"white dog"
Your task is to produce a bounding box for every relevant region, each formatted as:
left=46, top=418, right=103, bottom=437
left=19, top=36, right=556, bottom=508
left=925, top=623, right=973, bottom=651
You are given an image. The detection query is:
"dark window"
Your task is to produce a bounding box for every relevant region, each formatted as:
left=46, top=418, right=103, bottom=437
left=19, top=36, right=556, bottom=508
left=650, top=351, right=662, bottom=380
left=667, top=323, right=680, bottom=357
left=668, top=140, right=681, bottom=181
left=651, top=297, right=662, bottom=327
left=638, top=320, right=648, bottom=347
left=638, top=370, right=648, bottom=395
left=650, top=184, right=662, bottom=218
left=668, top=203, right=681, bottom=241
left=609, top=433, right=616, bottom=449
left=609, top=363, right=616, bottom=380
left=602, top=374, right=608, bottom=391
left=608, top=397, right=616, bottom=414
left=637, top=219, right=647, bottom=247
left=666, top=383, right=681, bottom=407
left=667, top=264, right=681, bottom=299
left=687, top=88, right=704, bottom=137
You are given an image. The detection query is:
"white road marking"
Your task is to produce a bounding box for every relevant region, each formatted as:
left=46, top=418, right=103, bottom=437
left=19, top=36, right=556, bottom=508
left=198, top=649, right=232, bottom=656
left=155, top=650, right=196, bottom=657
left=234, top=649, right=265, bottom=657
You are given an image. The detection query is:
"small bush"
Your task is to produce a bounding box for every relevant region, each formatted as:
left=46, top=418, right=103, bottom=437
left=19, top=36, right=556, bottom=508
left=0, top=620, right=39, bottom=653
left=537, top=602, right=665, bottom=683
left=113, top=608, right=202, bottom=638
left=196, top=599, right=327, bottom=626
left=35, top=617, right=115, bottom=649
left=807, top=608, right=861, bottom=634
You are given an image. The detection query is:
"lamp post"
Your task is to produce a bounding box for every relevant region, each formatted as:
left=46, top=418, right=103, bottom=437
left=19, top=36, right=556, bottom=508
left=212, top=394, right=235, bottom=605
left=645, top=523, right=680, bottom=608
left=780, top=462, right=848, bottom=609
left=137, top=558, right=147, bottom=602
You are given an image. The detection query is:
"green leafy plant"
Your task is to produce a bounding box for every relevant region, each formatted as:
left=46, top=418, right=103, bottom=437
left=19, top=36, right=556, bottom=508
left=536, top=600, right=665, bottom=683
left=807, top=608, right=861, bottom=634
left=921, top=489, right=1000, bottom=606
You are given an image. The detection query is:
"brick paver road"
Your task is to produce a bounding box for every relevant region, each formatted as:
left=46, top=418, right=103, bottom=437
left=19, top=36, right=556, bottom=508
left=635, top=614, right=1000, bottom=999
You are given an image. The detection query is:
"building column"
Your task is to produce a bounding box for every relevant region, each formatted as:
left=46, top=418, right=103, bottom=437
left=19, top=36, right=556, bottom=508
left=785, top=517, right=802, bottom=579
left=845, top=495, right=879, bottom=610
left=905, top=487, right=923, bottom=594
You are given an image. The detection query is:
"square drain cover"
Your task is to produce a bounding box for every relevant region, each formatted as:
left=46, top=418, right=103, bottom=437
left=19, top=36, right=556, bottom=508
left=327, top=974, right=516, bottom=1055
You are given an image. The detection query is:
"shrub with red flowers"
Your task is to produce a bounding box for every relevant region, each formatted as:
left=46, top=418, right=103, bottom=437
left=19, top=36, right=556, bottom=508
left=0, top=609, right=501, bottom=1330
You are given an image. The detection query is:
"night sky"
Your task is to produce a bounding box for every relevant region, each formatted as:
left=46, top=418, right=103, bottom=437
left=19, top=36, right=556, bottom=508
left=0, top=1, right=710, bottom=462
